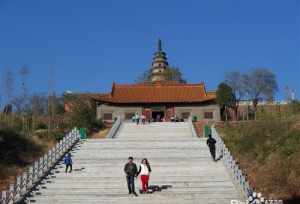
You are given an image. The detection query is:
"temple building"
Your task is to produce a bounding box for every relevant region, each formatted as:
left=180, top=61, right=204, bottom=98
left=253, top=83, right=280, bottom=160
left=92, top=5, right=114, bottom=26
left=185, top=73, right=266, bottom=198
left=92, top=40, right=220, bottom=122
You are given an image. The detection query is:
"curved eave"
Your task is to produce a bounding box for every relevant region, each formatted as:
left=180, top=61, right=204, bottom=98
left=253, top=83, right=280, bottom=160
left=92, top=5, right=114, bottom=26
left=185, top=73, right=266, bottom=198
left=95, top=98, right=216, bottom=105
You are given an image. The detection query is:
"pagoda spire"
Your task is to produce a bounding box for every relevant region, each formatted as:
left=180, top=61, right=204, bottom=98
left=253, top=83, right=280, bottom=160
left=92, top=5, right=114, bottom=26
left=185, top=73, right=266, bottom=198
left=158, top=38, right=162, bottom=52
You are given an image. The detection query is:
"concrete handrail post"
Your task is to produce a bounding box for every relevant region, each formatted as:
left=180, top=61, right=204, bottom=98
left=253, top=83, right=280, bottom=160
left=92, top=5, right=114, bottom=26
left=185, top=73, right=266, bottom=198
left=9, top=184, right=14, bottom=203
left=55, top=144, right=59, bottom=160
left=1, top=191, right=7, bottom=204
left=42, top=155, right=46, bottom=174
left=37, top=158, right=41, bottom=179
left=32, top=162, right=36, bottom=184
left=25, top=169, right=31, bottom=193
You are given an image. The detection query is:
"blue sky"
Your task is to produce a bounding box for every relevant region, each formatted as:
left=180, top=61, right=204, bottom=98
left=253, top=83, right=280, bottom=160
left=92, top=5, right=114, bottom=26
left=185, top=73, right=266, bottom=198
left=0, top=0, right=299, bottom=100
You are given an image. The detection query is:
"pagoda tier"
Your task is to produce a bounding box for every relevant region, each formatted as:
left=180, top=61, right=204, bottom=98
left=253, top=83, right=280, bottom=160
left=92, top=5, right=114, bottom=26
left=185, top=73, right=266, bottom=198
left=150, top=39, right=169, bottom=82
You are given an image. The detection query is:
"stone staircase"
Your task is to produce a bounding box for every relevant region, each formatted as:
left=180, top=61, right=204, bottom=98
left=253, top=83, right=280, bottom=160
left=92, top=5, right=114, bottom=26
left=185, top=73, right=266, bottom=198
left=28, top=122, right=243, bottom=204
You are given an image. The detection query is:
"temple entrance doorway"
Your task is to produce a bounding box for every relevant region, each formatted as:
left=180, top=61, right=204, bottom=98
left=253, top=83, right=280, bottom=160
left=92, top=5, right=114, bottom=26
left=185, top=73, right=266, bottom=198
left=152, top=111, right=165, bottom=122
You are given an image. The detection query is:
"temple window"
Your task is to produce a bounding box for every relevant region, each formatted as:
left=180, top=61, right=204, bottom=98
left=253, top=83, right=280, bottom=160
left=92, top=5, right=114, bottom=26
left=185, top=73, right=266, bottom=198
left=181, top=112, right=190, bottom=119
left=204, top=112, right=213, bottom=119
left=103, top=113, right=113, bottom=120
left=96, top=102, right=101, bottom=107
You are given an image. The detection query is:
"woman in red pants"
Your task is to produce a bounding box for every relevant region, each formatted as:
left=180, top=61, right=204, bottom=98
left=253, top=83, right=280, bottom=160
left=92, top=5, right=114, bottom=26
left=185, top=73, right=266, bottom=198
left=138, top=158, right=152, bottom=193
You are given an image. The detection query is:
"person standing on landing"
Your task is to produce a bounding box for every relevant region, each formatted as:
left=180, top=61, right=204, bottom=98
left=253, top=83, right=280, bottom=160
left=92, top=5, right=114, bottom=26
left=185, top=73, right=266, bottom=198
left=124, top=157, right=138, bottom=196
left=64, top=153, right=73, bottom=173
left=137, top=158, right=152, bottom=193
left=135, top=112, right=140, bottom=125
left=206, top=134, right=217, bottom=161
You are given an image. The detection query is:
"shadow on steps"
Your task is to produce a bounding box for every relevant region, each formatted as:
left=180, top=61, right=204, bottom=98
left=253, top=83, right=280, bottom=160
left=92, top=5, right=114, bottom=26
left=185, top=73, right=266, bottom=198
left=139, top=184, right=172, bottom=194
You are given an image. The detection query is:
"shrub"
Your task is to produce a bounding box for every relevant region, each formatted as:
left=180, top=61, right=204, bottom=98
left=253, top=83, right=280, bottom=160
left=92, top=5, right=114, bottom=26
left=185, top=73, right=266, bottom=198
left=65, top=97, right=95, bottom=129
left=36, top=122, right=48, bottom=130
left=91, top=118, right=105, bottom=132
left=65, top=96, right=105, bottom=133
left=192, top=116, right=197, bottom=122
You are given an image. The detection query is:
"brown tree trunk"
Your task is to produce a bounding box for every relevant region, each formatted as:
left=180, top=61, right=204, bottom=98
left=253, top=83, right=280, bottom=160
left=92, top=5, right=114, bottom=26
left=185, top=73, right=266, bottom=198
left=225, top=106, right=228, bottom=121
left=234, top=103, right=239, bottom=121
left=253, top=98, right=258, bottom=120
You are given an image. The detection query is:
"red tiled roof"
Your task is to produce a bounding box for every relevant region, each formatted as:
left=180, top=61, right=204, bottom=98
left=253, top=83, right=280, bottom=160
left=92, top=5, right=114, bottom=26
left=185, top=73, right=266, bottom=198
left=92, top=81, right=216, bottom=104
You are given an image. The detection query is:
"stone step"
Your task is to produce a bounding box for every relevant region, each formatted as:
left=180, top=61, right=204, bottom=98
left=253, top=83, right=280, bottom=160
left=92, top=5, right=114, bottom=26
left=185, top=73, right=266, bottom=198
left=43, top=177, right=234, bottom=184
left=29, top=195, right=238, bottom=204
left=40, top=180, right=236, bottom=187
left=110, top=139, right=199, bottom=142
left=28, top=122, right=243, bottom=204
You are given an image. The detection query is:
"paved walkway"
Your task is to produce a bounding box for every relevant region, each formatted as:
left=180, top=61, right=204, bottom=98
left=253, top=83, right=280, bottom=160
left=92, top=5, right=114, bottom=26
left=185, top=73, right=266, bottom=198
left=28, top=122, right=243, bottom=204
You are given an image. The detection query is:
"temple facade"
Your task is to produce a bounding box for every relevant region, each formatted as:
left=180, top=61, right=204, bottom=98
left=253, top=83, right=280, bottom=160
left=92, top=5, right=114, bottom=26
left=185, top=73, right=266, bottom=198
left=92, top=40, right=220, bottom=122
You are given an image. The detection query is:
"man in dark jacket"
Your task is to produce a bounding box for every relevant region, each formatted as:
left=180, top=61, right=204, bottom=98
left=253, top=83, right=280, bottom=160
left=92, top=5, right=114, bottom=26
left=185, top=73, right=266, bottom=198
left=124, top=156, right=138, bottom=196
left=206, top=134, right=217, bottom=161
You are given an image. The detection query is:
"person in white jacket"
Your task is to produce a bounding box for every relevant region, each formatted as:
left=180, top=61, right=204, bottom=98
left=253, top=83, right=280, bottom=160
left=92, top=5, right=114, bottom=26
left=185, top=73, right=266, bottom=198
left=137, top=158, right=152, bottom=193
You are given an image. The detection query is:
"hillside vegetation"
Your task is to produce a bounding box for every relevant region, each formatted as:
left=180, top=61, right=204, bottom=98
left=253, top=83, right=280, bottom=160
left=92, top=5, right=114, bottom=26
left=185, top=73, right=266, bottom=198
left=0, top=95, right=105, bottom=191
left=0, top=128, right=55, bottom=191
left=218, top=103, right=300, bottom=201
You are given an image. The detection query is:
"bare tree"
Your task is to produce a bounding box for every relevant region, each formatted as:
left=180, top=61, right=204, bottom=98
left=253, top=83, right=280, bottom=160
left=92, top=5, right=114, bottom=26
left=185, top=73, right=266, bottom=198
left=285, top=86, right=296, bottom=102
left=31, top=94, right=48, bottom=116
left=20, top=65, right=30, bottom=100
left=136, top=66, right=186, bottom=83
left=1, top=66, right=14, bottom=104
left=225, top=71, right=245, bottom=120
left=11, top=65, right=31, bottom=114
left=31, top=93, right=48, bottom=130
left=164, top=67, right=186, bottom=83
left=243, top=68, right=278, bottom=111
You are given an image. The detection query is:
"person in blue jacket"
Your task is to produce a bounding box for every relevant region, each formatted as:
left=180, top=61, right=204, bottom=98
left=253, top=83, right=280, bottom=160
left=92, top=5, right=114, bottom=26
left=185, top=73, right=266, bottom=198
left=64, top=153, right=73, bottom=173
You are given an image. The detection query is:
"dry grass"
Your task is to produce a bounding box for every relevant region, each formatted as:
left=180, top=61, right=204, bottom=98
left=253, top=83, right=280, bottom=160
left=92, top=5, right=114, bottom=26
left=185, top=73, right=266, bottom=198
left=217, top=114, right=300, bottom=201
left=0, top=129, right=56, bottom=192
left=90, top=128, right=110, bottom=139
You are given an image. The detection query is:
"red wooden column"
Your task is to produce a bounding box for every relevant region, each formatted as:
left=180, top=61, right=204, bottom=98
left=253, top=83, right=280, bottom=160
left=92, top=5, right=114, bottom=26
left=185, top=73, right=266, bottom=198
left=165, top=106, right=175, bottom=121
left=143, top=108, right=151, bottom=122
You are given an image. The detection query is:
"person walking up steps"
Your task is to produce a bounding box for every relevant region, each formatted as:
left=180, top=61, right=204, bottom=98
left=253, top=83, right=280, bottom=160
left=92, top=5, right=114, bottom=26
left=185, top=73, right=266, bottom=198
left=64, top=153, right=73, bottom=173
left=124, top=157, right=138, bottom=196
left=206, top=134, right=217, bottom=161
left=137, top=158, right=152, bottom=193
left=135, top=112, right=140, bottom=125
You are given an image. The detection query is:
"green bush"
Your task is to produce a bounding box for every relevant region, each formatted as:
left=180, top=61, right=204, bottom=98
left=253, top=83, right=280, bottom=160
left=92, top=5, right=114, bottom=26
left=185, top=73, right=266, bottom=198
left=66, top=99, right=95, bottom=130
left=36, top=122, right=48, bottom=130
left=65, top=96, right=105, bottom=133
left=192, top=116, right=197, bottom=122
left=91, top=118, right=105, bottom=131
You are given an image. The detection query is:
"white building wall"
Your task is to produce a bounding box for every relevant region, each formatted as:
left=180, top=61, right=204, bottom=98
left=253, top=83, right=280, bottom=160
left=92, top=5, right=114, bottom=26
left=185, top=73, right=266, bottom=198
left=174, top=104, right=220, bottom=121
left=97, top=103, right=220, bottom=122
left=97, top=104, right=142, bottom=121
